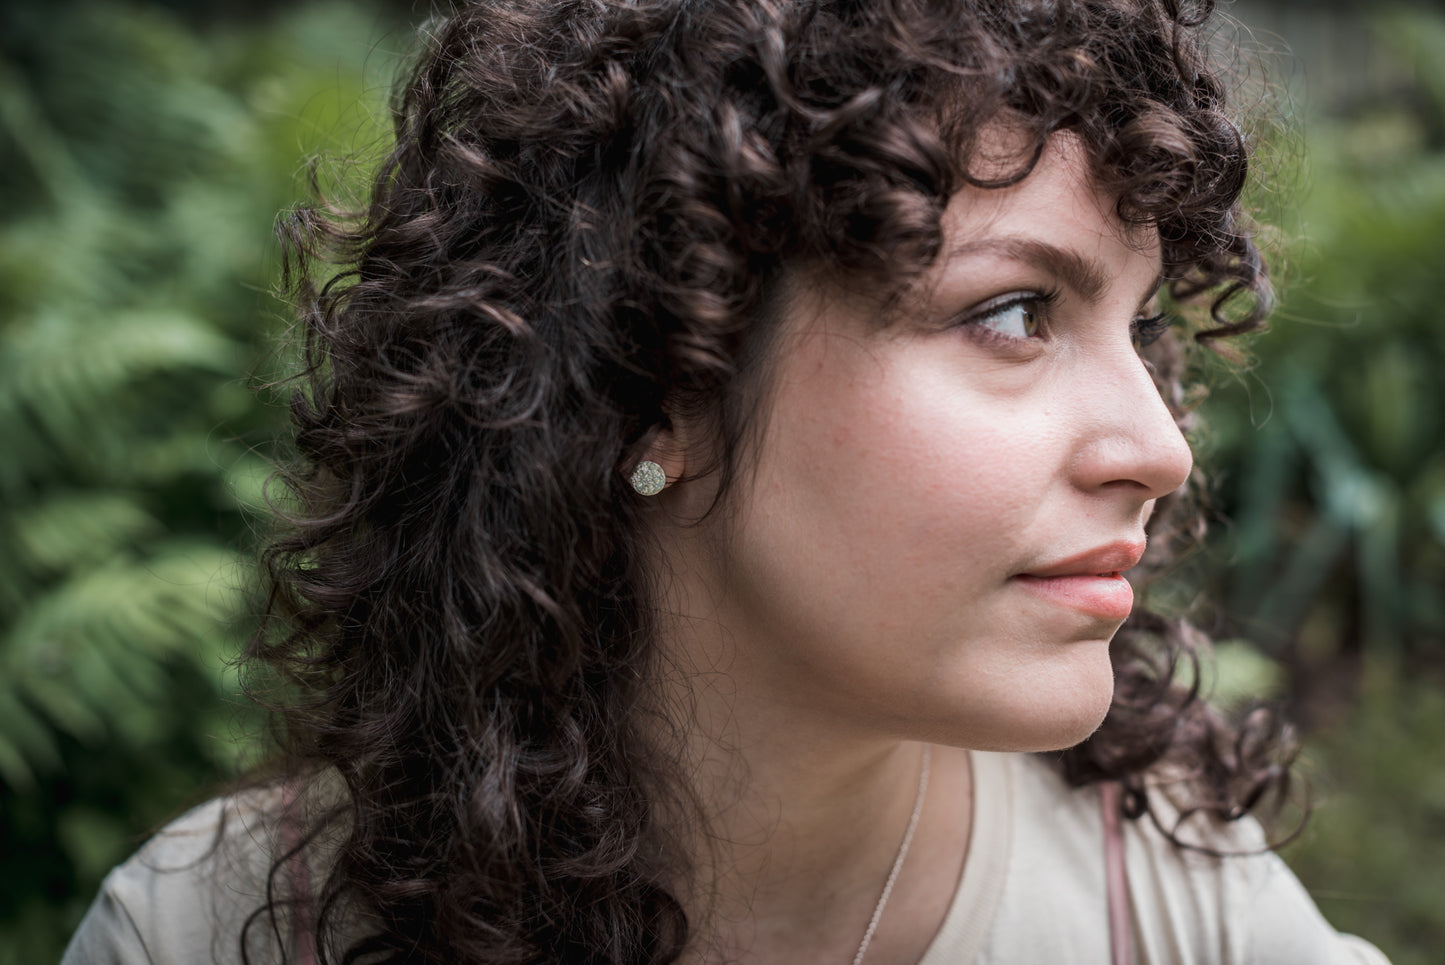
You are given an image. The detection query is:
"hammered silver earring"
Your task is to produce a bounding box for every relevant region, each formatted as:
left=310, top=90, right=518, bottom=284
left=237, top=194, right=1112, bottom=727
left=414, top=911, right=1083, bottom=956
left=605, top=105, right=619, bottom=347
left=629, top=460, right=666, bottom=496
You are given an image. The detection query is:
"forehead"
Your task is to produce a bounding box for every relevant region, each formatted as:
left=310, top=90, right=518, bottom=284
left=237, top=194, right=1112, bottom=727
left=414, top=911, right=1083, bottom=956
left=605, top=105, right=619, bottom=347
left=943, top=131, right=1159, bottom=265
left=786, top=131, right=1161, bottom=327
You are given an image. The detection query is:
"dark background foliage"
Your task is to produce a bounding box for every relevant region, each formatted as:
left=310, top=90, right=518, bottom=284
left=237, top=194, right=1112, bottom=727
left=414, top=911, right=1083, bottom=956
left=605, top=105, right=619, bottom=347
left=1, top=1, right=1440, bottom=962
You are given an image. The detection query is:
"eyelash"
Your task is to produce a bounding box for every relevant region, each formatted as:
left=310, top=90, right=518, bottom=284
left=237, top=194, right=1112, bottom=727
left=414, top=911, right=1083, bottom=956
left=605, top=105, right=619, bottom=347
left=1130, top=311, right=1172, bottom=347
left=960, top=292, right=1175, bottom=349
left=961, top=289, right=1061, bottom=343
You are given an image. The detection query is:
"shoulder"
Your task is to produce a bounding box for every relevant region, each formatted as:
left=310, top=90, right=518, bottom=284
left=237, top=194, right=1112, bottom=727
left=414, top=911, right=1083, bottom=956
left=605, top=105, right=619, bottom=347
left=966, top=753, right=1392, bottom=965
left=62, top=790, right=290, bottom=965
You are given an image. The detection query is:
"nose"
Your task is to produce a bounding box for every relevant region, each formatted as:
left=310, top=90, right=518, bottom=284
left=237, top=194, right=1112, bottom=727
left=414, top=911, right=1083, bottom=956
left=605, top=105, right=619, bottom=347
left=1070, top=350, right=1194, bottom=501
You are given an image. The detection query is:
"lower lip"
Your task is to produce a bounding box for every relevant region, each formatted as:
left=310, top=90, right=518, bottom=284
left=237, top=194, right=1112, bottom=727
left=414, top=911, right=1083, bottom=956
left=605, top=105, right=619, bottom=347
left=1013, top=573, right=1135, bottom=622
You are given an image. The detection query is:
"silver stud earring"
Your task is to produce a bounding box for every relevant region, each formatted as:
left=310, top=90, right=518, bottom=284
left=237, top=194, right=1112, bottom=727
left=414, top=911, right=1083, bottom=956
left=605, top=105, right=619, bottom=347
left=629, top=460, right=666, bottom=496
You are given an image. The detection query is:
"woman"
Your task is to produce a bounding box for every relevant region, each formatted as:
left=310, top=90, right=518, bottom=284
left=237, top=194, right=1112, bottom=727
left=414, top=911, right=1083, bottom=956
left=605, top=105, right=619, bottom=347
left=65, top=0, right=1391, bottom=962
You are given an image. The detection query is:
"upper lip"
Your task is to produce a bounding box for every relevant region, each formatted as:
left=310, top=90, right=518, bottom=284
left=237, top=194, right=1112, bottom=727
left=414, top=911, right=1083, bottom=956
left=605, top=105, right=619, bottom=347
left=1019, top=540, right=1146, bottom=579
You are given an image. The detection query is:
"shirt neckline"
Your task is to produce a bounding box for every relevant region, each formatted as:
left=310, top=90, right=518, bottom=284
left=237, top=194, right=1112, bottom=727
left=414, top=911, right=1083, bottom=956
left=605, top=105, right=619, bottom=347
left=916, top=750, right=1013, bottom=965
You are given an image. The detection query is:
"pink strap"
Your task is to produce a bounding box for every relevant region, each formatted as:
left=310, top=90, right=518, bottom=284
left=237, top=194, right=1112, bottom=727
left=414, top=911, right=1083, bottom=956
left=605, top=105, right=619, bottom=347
left=1101, top=782, right=1133, bottom=965
left=281, top=784, right=319, bottom=965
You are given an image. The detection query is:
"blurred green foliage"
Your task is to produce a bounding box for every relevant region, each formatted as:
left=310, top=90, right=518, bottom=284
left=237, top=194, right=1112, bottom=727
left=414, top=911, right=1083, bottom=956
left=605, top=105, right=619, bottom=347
left=1205, top=82, right=1445, bottom=684
left=1, top=1, right=1442, bottom=963
left=1206, top=9, right=1445, bottom=674
left=1197, top=10, right=1445, bottom=963
left=1282, top=660, right=1445, bottom=965
left=0, top=2, right=399, bottom=958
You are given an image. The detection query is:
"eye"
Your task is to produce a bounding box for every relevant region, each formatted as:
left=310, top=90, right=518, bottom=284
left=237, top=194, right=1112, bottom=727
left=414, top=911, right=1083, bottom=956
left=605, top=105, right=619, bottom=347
left=1130, top=311, right=1173, bottom=349
left=965, top=292, right=1054, bottom=341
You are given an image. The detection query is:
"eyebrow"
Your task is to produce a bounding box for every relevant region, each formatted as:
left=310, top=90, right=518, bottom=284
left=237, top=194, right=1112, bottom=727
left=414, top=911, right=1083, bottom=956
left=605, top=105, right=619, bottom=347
left=945, top=236, right=1161, bottom=310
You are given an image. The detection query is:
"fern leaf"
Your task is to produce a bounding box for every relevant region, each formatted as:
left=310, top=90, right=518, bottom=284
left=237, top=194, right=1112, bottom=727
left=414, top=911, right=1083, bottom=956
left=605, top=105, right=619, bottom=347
left=9, top=491, right=161, bottom=575
left=1, top=542, right=247, bottom=776
left=0, top=688, right=58, bottom=790
left=0, top=310, right=242, bottom=494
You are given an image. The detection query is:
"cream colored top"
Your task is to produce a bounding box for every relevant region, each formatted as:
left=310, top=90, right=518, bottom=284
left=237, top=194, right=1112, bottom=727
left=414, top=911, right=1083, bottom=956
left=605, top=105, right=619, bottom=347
left=63, top=752, right=1392, bottom=965
left=918, top=752, right=1390, bottom=965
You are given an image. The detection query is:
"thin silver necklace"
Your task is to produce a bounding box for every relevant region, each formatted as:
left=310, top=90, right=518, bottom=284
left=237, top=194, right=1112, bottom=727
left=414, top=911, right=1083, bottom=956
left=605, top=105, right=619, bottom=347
left=851, top=744, right=932, bottom=965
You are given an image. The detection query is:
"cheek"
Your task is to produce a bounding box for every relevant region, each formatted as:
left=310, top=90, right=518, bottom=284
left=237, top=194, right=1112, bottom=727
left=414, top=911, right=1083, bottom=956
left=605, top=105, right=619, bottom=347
left=782, top=361, right=1051, bottom=544
left=740, top=345, right=1055, bottom=621
left=710, top=336, right=1115, bottom=749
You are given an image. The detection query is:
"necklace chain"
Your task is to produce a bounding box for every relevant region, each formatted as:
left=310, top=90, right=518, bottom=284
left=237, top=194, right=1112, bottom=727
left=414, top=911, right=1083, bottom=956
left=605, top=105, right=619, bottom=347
left=851, top=744, right=931, bottom=965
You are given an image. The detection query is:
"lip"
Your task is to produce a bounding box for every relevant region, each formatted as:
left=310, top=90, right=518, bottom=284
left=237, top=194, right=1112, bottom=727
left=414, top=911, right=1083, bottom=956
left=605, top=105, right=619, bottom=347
left=1019, top=541, right=1146, bottom=579
left=1012, top=541, right=1146, bottom=622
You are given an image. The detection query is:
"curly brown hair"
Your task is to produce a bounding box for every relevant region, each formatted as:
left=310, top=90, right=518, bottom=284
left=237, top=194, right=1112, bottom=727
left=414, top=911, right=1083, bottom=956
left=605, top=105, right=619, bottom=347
left=248, top=0, right=1291, bottom=961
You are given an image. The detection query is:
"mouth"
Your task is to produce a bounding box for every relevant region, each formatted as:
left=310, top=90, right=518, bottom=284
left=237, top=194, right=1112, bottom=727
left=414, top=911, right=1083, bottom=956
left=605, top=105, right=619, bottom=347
left=1020, top=541, right=1146, bottom=580
left=1011, top=541, right=1145, bottom=622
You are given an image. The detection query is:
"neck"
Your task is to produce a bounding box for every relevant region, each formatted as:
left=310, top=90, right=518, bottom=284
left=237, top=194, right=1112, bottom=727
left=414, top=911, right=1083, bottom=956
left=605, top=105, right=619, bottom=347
left=641, top=510, right=974, bottom=964
left=651, top=621, right=971, bottom=965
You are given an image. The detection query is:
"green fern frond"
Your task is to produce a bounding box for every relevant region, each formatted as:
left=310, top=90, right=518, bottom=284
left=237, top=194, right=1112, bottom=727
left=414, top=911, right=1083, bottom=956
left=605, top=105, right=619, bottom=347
left=0, top=542, right=247, bottom=787
left=9, top=492, right=161, bottom=575
left=0, top=310, right=242, bottom=494
left=0, top=689, right=60, bottom=790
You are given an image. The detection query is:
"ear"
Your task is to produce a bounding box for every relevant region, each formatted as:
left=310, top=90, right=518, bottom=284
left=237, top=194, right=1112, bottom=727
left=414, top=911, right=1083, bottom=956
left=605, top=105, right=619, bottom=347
left=625, top=423, right=686, bottom=495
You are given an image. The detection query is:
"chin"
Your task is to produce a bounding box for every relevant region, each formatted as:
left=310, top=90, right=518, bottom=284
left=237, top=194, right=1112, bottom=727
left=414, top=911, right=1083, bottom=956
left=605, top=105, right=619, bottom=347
left=944, top=656, right=1117, bottom=754
left=1031, top=704, right=1114, bottom=753
left=982, top=706, right=1112, bottom=754
left=1042, top=683, right=1117, bottom=751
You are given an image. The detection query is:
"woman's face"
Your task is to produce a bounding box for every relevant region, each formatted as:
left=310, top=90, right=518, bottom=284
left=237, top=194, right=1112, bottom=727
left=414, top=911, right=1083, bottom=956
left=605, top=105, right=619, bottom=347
left=658, top=134, right=1193, bottom=753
